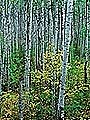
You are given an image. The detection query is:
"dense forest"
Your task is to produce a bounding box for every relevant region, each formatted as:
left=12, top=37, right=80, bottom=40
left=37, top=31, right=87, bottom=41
left=0, top=0, right=90, bottom=119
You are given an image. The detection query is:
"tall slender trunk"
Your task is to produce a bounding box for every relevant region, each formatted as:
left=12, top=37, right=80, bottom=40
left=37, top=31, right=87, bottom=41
left=18, top=1, right=24, bottom=119
left=84, top=0, right=89, bottom=83
left=87, top=0, right=90, bottom=79
left=57, top=0, right=73, bottom=119
left=41, top=1, right=45, bottom=70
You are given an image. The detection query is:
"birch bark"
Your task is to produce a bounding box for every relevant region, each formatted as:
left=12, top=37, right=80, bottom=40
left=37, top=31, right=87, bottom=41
left=57, top=0, right=73, bottom=119
left=18, top=1, right=24, bottom=119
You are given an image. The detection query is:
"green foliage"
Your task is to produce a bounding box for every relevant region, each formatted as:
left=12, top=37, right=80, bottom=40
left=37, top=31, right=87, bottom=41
left=29, top=46, right=62, bottom=119
left=1, top=91, right=19, bottom=119
left=9, top=48, right=25, bottom=90
left=1, top=43, right=90, bottom=119
left=65, top=60, right=90, bottom=119
left=1, top=46, right=62, bottom=120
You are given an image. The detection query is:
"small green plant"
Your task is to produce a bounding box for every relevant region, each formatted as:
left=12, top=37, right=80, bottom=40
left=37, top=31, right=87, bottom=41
left=1, top=91, right=19, bottom=119
left=65, top=60, right=90, bottom=119
left=9, top=47, right=25, bottom=91
left=25, top=45, right=62, bottom=119
left=1, top=45, right=62, bottom=120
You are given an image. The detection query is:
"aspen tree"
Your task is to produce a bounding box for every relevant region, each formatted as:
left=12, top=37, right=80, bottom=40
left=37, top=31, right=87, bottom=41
left=44, top=0, right=48, bottom=52
left=58, top=0, right=73, bottom=119
left=18, top=0, right=24, bottom=119
left=0, top=0, right=3, bottom=94
left=0, top=37, right=2, bottom=93
left=57, top=1, right=62, bottom=51
left=41, top=0, right=45, bottom=70
left=86, top=0, right=89, bottom=62
left=81, top=3, right=84, bottom=57
left=0, top=0, right=3, bottom=110
left=84, top=0, right=89, bottom=82
left=35, top=6, right=38, bottom=68
left=25, top=0, right=30, bottom=91
left=36, top=5, right=39, bottom=68
left=79, top=1, right=83, bottom=59
left=2, top=0, right=8, bottom=91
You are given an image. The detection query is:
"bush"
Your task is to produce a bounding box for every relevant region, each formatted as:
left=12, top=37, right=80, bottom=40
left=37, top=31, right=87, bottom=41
left=65, top=60, right=90, bottom=119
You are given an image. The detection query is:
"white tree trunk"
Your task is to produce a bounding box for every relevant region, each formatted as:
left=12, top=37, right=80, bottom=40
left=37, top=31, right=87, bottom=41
left=57, top=0, right=73, bottom=119
left=41, top=1, right=45, bottom=70
left=86, top=0, right=89, bottom=79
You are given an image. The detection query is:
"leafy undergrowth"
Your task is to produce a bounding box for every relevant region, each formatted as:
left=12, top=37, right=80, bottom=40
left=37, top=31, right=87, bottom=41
left=0, top=48, right=62, bottom=120
left=65, top=60, right=90, bottom=119
left=0, top=91, right=19, bottom=120
left=0, top=52, right=90, bottom=119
